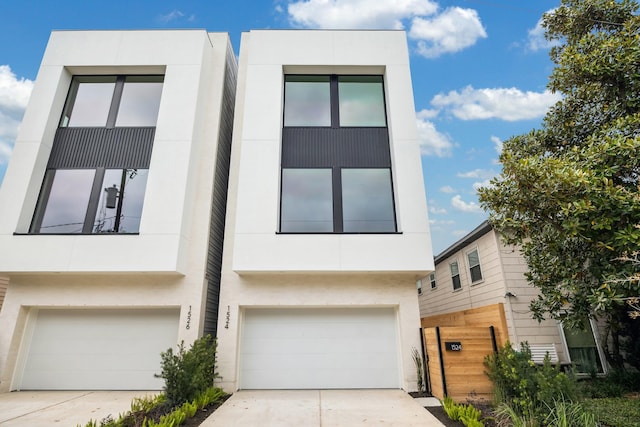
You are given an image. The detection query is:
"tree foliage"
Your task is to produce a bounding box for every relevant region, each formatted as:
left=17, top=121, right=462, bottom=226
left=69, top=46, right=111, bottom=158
left=478, top=0, right=640, bottom=368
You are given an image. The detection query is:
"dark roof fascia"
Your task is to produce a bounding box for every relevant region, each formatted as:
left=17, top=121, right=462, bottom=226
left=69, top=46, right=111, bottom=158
left=434, top=220, right=493, bottom=265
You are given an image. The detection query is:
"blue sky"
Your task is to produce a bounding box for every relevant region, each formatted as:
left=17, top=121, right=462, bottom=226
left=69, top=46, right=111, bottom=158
left=0, top=0, right=561, bottom=253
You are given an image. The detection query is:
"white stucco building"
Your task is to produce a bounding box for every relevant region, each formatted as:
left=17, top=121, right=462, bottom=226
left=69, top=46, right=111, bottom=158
left=0, top=29, right=433, bottom=393
left=215, top=30, right=433, bottom=391
left=0, top=30, right=237, bottom=391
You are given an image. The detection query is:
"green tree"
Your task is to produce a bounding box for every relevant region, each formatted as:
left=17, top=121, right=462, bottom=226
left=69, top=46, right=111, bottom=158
left=479, top=0, right=640, bottom=368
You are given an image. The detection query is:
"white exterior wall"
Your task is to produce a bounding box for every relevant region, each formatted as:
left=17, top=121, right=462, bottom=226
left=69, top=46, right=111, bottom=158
left=216, top=30, right=432, bottom=392
left=0, top=30, right=235, bottom=391
left=419, top=228, right=569, bottom=362
left=0, top=30, right=231, bottom=274
left=230, top=30, right=433, bottom=273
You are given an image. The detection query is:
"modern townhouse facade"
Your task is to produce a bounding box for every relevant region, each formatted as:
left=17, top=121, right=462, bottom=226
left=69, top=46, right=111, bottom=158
left=0, top=28, right=433, bottom=393
left=0, top=30, right=237, bottom=391
left=215, top=30, right=433, bottom=392
left=419, top=221, right=607, bottom=378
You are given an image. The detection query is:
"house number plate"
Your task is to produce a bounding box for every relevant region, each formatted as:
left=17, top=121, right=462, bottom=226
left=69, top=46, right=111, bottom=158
left=445, top=342, right=462, bottom=351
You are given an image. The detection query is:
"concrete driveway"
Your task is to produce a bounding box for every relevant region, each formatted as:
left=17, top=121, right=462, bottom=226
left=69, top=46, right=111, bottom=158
left=201, top=389, right=445, bottom=426
left=0, top=389, right=445, bottom=426
left=0, top=390, right=155, bottom=426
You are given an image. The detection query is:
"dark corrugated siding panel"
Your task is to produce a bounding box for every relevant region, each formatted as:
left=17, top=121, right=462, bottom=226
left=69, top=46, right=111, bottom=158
left=203, top=44, right=237, bottom=338
left=49, top=127, right=155, bottom=169
left=281, top=127, right=391, bottom=168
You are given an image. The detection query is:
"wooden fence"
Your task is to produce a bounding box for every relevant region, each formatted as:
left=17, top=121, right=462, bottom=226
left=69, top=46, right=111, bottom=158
left=421, top=303, right=509, bottom=402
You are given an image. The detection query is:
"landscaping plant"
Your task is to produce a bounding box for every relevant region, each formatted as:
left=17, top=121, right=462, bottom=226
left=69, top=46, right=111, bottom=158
left=155, top=334, right=219, bottom=407
left=411, top=346, right=426, bottom=393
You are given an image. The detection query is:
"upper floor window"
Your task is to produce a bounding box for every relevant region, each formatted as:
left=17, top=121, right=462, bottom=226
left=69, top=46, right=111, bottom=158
left=60, top=75, right=163, bottom=128
left=30, top=75, right=162, bottom=235
left=467, top=248, right=483, bottom=283
left=284, top=75, right=386, bottom=127
left=429, top=272, right=437, bottom=289
left=280, top=74, right=395, bottom=234
left=416, top=279, right=422, bottom=295
left=450, top=261, right=461, bottom=291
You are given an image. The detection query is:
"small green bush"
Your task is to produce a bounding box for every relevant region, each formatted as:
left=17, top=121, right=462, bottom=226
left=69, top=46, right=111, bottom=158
left=543, top=397, right=597, bottom=427
left=484, top=342, right=578, bottom=418
left=441, top=396, right=485, bottom=427
left=580, top=369, right=640, bottom=398
left=155, top=335, right=219, bottom=407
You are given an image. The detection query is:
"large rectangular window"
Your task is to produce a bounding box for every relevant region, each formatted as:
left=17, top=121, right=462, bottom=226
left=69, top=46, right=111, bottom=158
left=562, top=322, right=605, bottom=374
left=31, top=75, right=162, bottom=234
left=280, top=74, right=395, bottom=233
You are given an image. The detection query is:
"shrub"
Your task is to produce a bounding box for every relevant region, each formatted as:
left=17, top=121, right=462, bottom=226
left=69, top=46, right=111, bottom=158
left=155, top=335, right=219, bottom=407
left=484, top=342, right=578, bottom=418
left=543, top=397, right=597, bottom=427
left=442, top=396, right=485, bottom=427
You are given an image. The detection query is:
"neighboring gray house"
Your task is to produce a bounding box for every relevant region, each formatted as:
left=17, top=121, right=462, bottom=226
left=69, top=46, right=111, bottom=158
left=419, top=221, right=607, bottom=375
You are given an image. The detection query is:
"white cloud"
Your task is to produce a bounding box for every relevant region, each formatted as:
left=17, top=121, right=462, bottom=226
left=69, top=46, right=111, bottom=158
left=416, top=114, right=454, bottom=157
left=158, top=10, right=184, bottom=23
left=527, top=10, right=560, bottom=51
left=452, top=229, right=468, bottom=237
left=472, top=179, right=492, bottom=191
left=439, top=185, right=455, bottom=193
left=0, top=65, right=33, bottom=165
left=416, top=108, right=439, bottom=120
left=409, top=7, right=487, bottom=58
left=429, top=205, right=447, bottom=215
left=285, top=0, right=485, bottom=57
left=431, top=85, right=561, bottom=121
left=491, top=135, right=503, bottom=154
left=287, top=0, right=437, bottom=29
left=451, top=195, right=483, bottom=213
left=457, top=168, right=495, bottom=180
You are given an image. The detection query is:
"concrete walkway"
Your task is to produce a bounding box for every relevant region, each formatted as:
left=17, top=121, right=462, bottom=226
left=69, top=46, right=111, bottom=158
left=201, top=389, right=445, bottom=426
left=0, top=390, right=155, bottom=426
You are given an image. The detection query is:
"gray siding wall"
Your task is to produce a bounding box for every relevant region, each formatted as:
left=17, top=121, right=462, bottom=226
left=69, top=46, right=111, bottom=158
left=0, top=277, right=7, bottom=313
left=203, top=42, right=238, bottom=338
left=418, top=229, right=568, bottom=362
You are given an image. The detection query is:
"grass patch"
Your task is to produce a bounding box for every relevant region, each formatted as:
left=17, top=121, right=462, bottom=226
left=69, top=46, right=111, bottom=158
left=582, top=398, right=640, bottom=427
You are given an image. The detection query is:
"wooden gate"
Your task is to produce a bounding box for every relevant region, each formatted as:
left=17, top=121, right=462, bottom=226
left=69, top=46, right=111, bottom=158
left=423, top=326, right=497, bottom=402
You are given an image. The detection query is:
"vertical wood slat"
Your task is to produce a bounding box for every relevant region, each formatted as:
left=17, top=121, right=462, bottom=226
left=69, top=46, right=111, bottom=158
left=423, top=326, right=497, bottom=402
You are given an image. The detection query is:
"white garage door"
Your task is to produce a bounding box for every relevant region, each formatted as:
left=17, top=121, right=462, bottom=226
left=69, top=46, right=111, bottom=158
left=239, top=307, right=399, bottom=389
left=19, top=309, right=179, bottom=390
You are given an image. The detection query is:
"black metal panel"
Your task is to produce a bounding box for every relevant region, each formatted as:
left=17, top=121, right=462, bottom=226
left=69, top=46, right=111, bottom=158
left=203, top=45, right=238, bottom=338
left=48, top=127, right=155, bottom=169
left=281, top=127, right=390, bottom=168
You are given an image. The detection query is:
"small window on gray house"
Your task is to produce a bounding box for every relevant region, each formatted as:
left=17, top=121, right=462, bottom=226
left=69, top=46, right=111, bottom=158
left=429, top=272, right=437, bottom=289
left=450, top=261, right=461, bottom=290
left=467, top=248, right=483, bottom=283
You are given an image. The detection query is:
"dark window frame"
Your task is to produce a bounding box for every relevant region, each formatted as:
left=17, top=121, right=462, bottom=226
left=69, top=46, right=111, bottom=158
left=450, top=261, right=462, bottom=291
left=29, top=74, right=162, bottom=235
left=279, top=74, right=397, bottom=234
left=467, top=248, right=483, bottom=284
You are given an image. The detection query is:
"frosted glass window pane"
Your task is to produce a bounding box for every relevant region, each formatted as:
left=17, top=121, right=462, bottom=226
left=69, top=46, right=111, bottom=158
left=338, top=76, right=386, bottom=127
left=450, top=261, right=459, bottom=276
left=65, top=78, right=116, bottom=127
left=342, top=168, right=395, bottom=232
left=93, top=169, right=148, bottom=233
left=284, top=76, right=331, bottom=127
left=39, top=169, right=95, bottom=233
left=281, top=169, right=333, bottom=232
left=115, top=77, right=163, bottom=127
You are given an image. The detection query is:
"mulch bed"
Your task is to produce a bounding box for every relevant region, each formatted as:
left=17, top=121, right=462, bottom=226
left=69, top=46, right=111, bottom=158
left=181, top=394, right=231, bottom=427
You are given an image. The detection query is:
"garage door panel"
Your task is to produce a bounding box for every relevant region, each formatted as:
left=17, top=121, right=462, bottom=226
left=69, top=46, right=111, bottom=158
left=239, top=308, right=399, bottom=389
left=20, top=308, right=179, bottom=390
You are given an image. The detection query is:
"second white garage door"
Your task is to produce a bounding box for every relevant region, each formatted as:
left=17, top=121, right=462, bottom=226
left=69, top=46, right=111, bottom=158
left=19, top=308, right=179, bottom=390
left=239, top=307, right=400, bottom=389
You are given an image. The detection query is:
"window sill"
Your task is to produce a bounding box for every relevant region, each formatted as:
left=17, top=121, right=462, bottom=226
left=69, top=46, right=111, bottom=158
left=14, top=232, right=140, bottom=236
left=470, top=280, right=485, bottom=286
left=452, top=288, right=463, bottom=293
left=276, top=231, right=403, bottom=235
